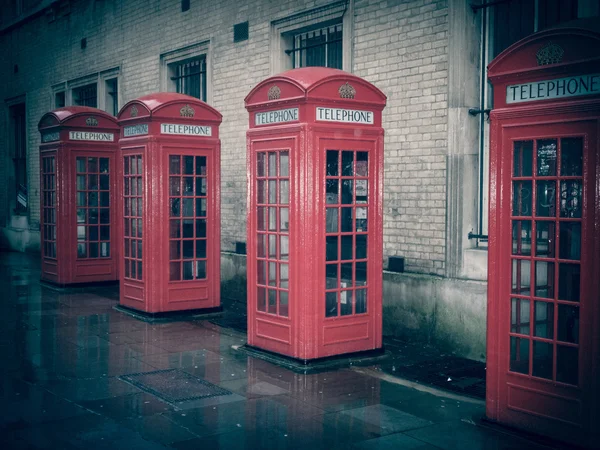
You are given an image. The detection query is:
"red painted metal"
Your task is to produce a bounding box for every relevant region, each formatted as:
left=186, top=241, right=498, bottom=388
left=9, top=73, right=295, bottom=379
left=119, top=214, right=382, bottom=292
left=116, top=93, right=222, bottom=314
left=487, top=25, right=600, bottom=448
left=38, top=107, right=119, bottom=285
left=245, top=68, right=387, bottom=360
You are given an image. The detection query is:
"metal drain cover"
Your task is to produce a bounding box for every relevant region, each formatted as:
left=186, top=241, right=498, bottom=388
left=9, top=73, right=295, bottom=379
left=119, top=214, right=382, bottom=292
left=120, top=368, right=232, bottom=403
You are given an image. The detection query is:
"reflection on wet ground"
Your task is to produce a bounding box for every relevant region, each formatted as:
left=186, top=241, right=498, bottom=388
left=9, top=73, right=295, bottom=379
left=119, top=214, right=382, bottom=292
left=0, top=251, right=556, bottom=449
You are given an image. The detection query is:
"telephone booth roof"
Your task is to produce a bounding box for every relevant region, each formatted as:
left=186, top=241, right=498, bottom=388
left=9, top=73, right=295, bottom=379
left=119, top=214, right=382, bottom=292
left=245, top=67, right=387, bottom=110
left=487, top=20, right=600, bottom=84
left=38, top=106, right=119, bottom=131
left=117, top=92, right=222, bottom=124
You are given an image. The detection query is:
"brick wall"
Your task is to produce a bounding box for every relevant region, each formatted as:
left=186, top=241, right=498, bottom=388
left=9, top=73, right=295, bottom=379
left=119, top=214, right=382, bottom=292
left=0, top=0, right=449, bottom=275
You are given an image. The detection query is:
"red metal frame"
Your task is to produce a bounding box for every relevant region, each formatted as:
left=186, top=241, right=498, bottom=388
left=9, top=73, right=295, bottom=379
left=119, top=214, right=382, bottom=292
left=38, top=107, right=119, bottom=285
left=116, top=93, right=222, bottom=315
left=487, top=26, right=600, bottom=447
left=245, top=68, right=386, bottom=360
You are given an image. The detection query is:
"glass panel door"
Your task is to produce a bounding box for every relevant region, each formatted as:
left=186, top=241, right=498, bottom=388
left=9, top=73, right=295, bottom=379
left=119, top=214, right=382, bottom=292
left=123, top=155, right=142, bottom=280
left=509, top=137, right=583, bottom=385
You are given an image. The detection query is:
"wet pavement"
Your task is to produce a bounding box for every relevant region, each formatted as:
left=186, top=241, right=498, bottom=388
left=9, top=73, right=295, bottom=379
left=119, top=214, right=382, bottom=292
left=0, top=251, right=559, bottom=449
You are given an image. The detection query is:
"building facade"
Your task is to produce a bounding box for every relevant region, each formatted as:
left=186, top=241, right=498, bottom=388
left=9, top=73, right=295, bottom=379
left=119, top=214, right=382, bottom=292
left=1, top=0, right=598, bottom=360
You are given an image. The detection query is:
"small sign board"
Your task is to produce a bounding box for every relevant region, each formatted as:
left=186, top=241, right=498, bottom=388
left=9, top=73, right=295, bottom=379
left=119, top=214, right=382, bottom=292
left=160, top=123, right=212, bottom=136
left=41, top=131, right=60, bottom=143
left=255, top=108, right=299, bottom=126
left=123, top=124, right=149, bottom=137
left=507, top=74, right=600, bottom=104
left=69, top=131, right=114, bottom=141
left=316, top=107, right=374, bottom=124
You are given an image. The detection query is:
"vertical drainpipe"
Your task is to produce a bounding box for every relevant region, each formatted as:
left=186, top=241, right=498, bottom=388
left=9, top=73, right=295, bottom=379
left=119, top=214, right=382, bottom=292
left=477, top=5, right=488, bottom=242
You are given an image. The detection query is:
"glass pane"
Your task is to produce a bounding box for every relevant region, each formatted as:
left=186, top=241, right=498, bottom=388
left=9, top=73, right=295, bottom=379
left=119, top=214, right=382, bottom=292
left=169, top=156, right=181, bottom=174
left=535, top=221, right=555, bottom=257
left=356, top=207, right=368, bottom=232
left=280, top=152, right=289, bottom=177
left=559, top=263, right=580, bottom=302
left=196, top=240, right=206, bottom=258
left=511, top=259, right=530, bottom=295
left=170, top=262, right=181, bottom=281
left=535, top=261, right=554, bottom=299
left=169, top=241, right=180, bottom=260
left=197, top=177, right=207, bottom=196
left=268, top=180, right=277, bottom=204
left=124, top=179, right=130, bottom=196
left=326, top=264, right=338, bottom=289
left=536, top=181, right=556, bottom=217
left=511, top=298, right=530, bottom=335
left=77, top=175, right=86, bottom=190
left=280, top=235, right=289, bottom=260
left=88, top=175, right=98, bottom=190
left=326, top=292, right=338, bottom=317
left=280, top=208, right=289, bottom=231
left=89, top=226, right=98, bottom=241
left=124, top=239, right=130, bottom=257
left=513, top=140, right=533, bottom=177
left=341, top=263, right=352, bottom=287
left=196, top=198, right=207, bottom=217
left=559, top=222, right=581, bottom=260
left=512, top=181, right=532, bottom=216
left=100, top=175, right=109, bottom=190
left=100, top=158, right=109, bottom=173
left=326, top=236, right=338, bottom=261
left=88, top=157, right=98, bottom=173
left=356, top=262, right=367, bottom=286
left=257, top=234, right=266, bottom=258
left=77, top=209, right=86, bottom=224
left=356, top=152, right=368, bottom=176
left=341, top=207, right=353, bottom=232
left=77, top=225, right=85, bottom=239
left=560, top=181, right=582, bottom=218
left=196, top=261, right=206, bottom=279
left=356, top=235, right=367, bottom=259
left=326, top=150, right=338, bottom=176
left=280, top=180, right=289, bottom=204
left=342, top=180, right=353, bottom=204
left=89, top=209, right=98, bottom=224
left=77, top=157, right=86, bottom=173
left=196, top=156, right=206, bottom=175
left=512, top=220, right=531, bottom=255
left=340, top=290, right=352, bottom=316
left=183, top=240, right=194, bottom=259
left=560, top=137, right=583, bottom=176
left=169, top=177, right=180, bottom=196
left=100, top=209, right=109, bottom=224
left=170, top=220, right=180, bottom=238
left=280, top=264, right=289, bottom=289
left=279, top=291, right=289, bottom=317
left=532, top=341, right=553, bottom=380
left=536, top=139, right=557, bottom=176
left=326, top=180, right=338, bottom=204
left=170, top=198, right=180, bottom=217
left=326, top=208, right=338, bottom=233
left=88, top=192, right=98, bottom=207
left=101, top=242, right=110, bottom=257
left=355, top=289, right=367, bottom=314
left=342, top=151, right=353, bottom=176
left=257, top=153, right=266, bottom=177
left=341, top=236, right=353, bottom=260
left=257, top=260, right=266, bottom=285
left=534, top=301, right=554, bottom=339
left=100, top=192, right=109, bottom=207
left=184, top=156, right=194, bottom=175
left=268, top=152, right=277, bottom=177
left=89, top=243, right=98, bottom=258
left=125, top=260, right=130, bottom=278
left=257, top=180, right=266, bottom=204
left=257, top=287, right=266, bottom=312
left=558, top=304, right=579, bottom=344
left=137, top=219, right=143, bottom=237
left=100, top=226, right=109, bottom=240
left=556, top=345, right=578, bottom=385
left=257, top=207, right=266, bottom=231
left=268, top=289, right=277, bottom=314
left=268, top=234, right=276, bottom=258
left=182, top=198, right=193, bottom=217
left=268, top=207, right=277, bottom=231
left=268, top=262, right=277, bottom=286
left=137, top=240, right=142, bottom=259
left=183, top=261, right=193, bottom=280
left=196, top=219, right=206, bottom=238
left=183, top=220, right=193, bottom=238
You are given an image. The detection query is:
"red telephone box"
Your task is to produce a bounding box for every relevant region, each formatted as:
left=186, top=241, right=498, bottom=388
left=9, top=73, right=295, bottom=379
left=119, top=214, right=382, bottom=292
left=38, top=107, right=119, bottom=285
left=116, top=93, right=222, bottom=317
left=486, top=25, right=600, bottom=447
left=244, top=68, right=386, bottom=361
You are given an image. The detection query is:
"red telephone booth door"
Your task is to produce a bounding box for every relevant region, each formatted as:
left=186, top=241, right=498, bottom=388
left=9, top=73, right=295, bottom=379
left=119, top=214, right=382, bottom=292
left=491, top=120, right=598, bottom=444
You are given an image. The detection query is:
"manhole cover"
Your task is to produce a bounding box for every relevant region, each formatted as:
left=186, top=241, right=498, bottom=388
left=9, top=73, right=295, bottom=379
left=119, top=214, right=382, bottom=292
left=120, top=369, right=232, bottom=403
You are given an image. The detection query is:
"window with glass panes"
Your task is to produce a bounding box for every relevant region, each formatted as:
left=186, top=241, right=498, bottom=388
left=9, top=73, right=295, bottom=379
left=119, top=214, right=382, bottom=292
left=42, top=156, right=57, bottom=258
left=168, top=155, right=208, bottom=281
left=76, top=157, right=111, bottom=258
left=510, top=137, right=583, bottom=386
left=289, top=23, right=342, bottom=69
left=325, top=150, right=369, bottom=317
left=73, top=83, right=98, bottom=108
left=256, top=151, right=290, bottom=317
left=123, top=155, right=143, bottom=280
left=171, top=57, right=207, bottom=101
